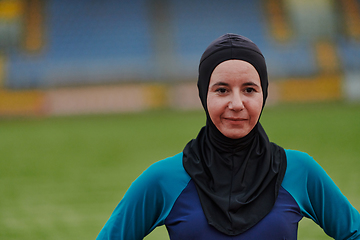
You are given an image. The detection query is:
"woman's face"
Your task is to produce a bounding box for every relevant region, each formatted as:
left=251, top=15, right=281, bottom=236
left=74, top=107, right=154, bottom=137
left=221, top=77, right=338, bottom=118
left=207, top=60, right=263, bottom=139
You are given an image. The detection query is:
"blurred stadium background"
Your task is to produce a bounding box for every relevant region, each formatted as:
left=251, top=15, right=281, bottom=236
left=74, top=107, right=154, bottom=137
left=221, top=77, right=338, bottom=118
left=0, top=0, right=359, bottom=116
left=1, top=1, right=360, bottom=239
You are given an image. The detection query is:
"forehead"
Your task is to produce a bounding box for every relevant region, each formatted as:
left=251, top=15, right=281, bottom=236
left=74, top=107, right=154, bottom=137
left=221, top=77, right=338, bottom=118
left=210, top=60, right=260, bottom=84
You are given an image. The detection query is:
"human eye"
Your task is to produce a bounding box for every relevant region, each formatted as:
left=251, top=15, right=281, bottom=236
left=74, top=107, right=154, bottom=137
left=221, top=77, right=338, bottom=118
left=244, top=87, right=256, bottom=94
left=215, top=87, right=228, bottom=94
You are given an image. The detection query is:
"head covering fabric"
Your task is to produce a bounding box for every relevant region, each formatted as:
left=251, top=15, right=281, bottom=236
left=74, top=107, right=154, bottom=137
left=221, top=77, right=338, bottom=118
left=183, top=34, right=287, bottom=235
left=197, top=34, right=268, bottom=112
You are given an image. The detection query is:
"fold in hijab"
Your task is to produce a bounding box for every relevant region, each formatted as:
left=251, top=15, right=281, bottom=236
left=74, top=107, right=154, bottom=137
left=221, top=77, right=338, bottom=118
left=183, top=34, right=287, bottom=235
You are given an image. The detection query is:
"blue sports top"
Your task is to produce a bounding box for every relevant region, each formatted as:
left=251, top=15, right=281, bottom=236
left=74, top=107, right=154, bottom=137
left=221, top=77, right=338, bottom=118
left=96, top=149, right=360, bottom=239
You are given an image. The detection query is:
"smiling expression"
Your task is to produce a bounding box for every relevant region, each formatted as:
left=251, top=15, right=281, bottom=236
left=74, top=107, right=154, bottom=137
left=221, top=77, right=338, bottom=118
left=207, top=60, right=263, bottom=139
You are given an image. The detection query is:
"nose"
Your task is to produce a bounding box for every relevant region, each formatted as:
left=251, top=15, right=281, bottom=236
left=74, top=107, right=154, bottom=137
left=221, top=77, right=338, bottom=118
left=228, top=92, right=244, bottom=111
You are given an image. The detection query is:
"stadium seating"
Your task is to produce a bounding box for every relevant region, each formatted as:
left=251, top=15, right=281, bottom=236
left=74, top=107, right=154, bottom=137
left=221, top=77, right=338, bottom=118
left=7, top=0, right=153, bottom=88
left=4, top=0, right=360, bottom=89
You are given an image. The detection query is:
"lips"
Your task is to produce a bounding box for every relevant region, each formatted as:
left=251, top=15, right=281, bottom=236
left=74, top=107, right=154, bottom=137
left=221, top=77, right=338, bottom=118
left=223, top=117, right=247, bottom=124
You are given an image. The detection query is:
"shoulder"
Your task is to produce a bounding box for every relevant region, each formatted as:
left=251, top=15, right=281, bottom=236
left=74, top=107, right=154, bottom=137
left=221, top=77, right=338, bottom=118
left=142, top=152, right=190, bottom=182
left=284, top=149, right=323, bottom=176
left=282, top=149, right=340, bottom=216
left=147, top=152, right=185, bottom=174
left=284, top=149, right=314, bottom=164
left=281, top=149, right=329, bottom=214
left=133, top=152, right=191, bottom=196
left=282, top=151, right=360, bottom=239
left=282, top=149, right=326, bottom=186
left=96, top=153, right=191, bottom=239
left=120, top=153, right=191, bottom=226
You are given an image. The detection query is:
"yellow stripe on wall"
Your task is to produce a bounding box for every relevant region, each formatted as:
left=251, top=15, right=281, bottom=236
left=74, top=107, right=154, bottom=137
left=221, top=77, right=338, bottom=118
left=279, top=74, right=342, bottom=102
left=0, top=89, right=45, bottom=115
left=143, top=84, right=169, bottom=109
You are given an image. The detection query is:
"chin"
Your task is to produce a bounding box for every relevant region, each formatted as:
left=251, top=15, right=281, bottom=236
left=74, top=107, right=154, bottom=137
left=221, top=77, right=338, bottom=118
left=223, top=131, right=247, bottom=139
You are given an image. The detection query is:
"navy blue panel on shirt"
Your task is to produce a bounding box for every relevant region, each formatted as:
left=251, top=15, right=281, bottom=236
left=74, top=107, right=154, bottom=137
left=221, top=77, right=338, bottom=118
left=165, top=180, right=302, bottom=239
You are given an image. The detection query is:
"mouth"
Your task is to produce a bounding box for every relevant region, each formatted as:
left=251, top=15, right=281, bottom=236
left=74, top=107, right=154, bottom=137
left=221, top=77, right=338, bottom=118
left=223, top=117, right=247, bottom=124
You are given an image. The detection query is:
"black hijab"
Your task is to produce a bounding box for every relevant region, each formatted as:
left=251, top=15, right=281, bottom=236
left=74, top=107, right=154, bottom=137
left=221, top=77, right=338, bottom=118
left=183, top=34, right=287, bottom=235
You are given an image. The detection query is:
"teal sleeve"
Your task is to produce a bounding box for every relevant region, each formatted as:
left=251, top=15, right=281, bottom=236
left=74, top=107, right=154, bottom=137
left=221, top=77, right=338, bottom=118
left=96, top=153, right=190, bottom=240
left=282, top=149, right=360, bottom=239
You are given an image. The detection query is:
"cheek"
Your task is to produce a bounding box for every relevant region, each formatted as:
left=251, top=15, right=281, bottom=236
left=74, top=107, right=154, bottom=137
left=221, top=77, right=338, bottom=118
left=207, top=97, right=216, bottom=121
left=207, top=95, right=224, bottom=122
left=249, top=98, right=263, bottom=122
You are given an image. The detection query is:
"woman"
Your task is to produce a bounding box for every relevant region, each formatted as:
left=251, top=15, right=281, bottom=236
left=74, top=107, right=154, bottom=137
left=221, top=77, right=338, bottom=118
left=96, top=34, right=360, bottom=239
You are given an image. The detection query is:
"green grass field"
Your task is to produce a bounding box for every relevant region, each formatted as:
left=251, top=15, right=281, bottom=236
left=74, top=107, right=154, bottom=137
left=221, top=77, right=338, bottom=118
left=1, top=102, right=359, bottom=240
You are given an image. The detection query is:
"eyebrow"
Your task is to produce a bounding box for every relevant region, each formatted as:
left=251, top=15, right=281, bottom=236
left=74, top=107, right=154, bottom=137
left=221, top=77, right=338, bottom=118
left=211, top=81, right=260, bottom=87
left=243, top=82, right=260, bottom=87
left=211, top=81, right=229, bottom=87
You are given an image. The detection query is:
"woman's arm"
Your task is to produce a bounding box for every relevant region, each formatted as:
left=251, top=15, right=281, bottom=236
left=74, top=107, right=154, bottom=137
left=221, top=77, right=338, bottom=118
left=282, top=150, right=360, bottom=239
left=96, top=153, right=190, bottom=240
